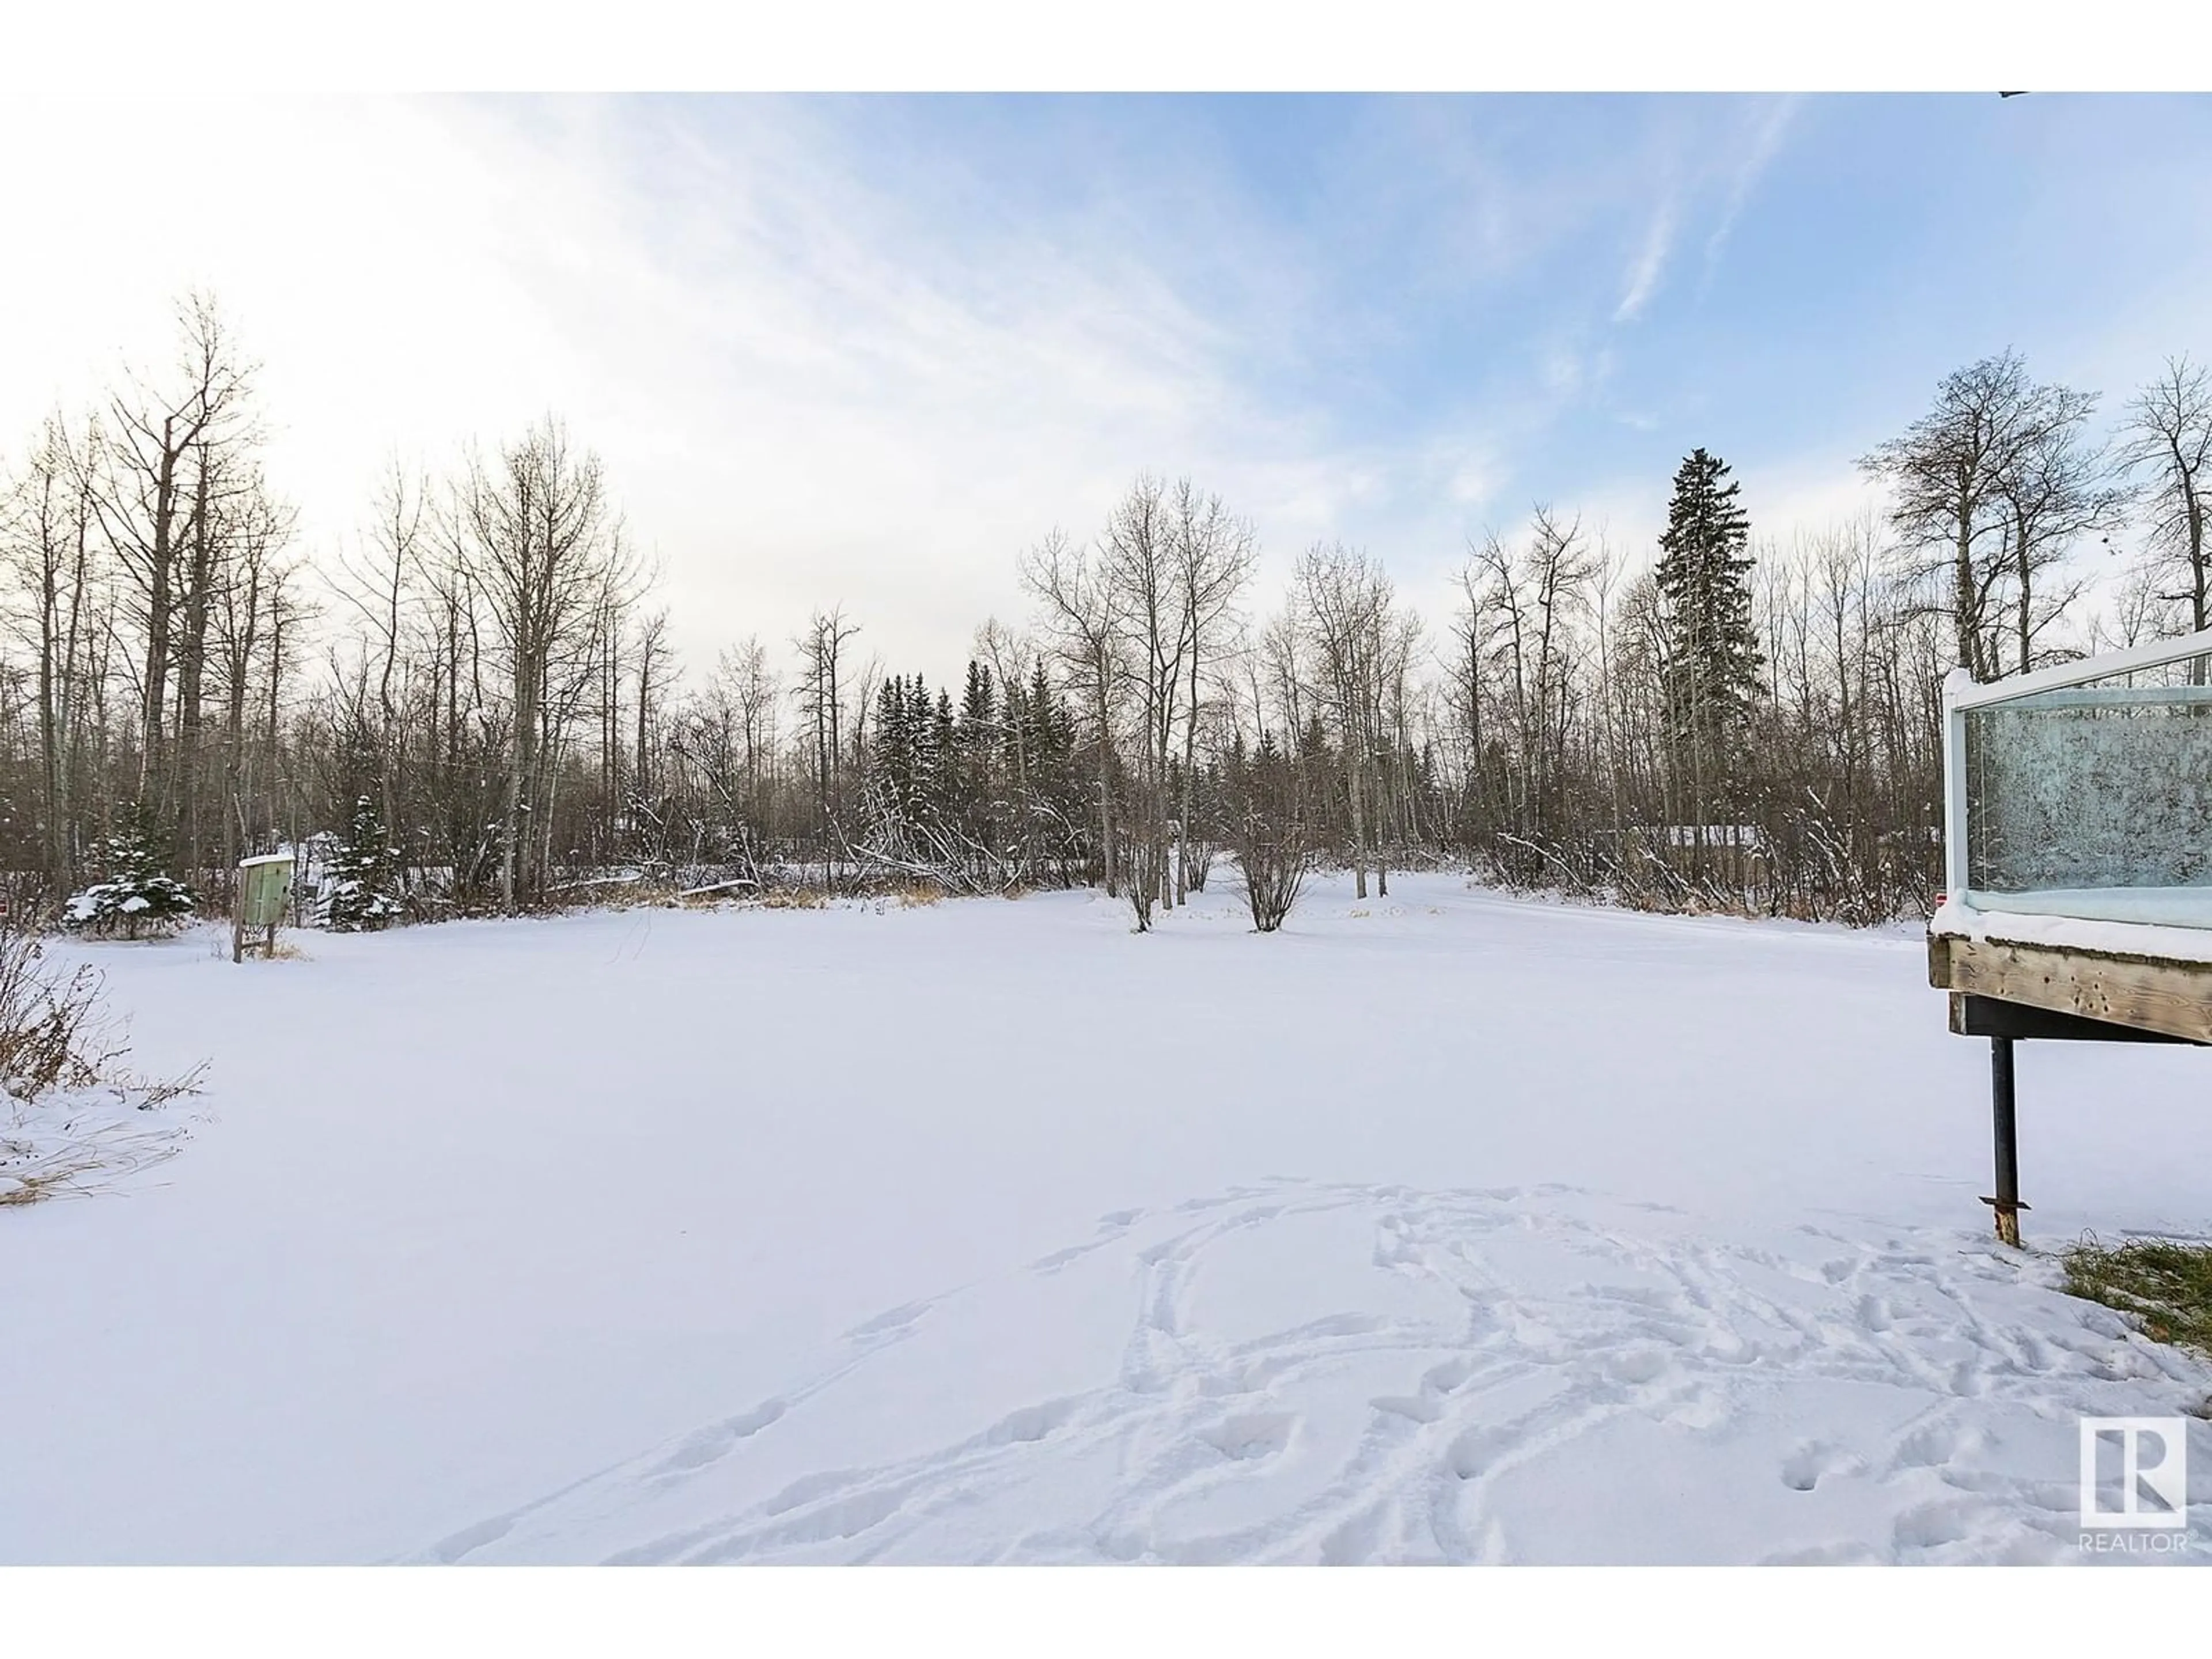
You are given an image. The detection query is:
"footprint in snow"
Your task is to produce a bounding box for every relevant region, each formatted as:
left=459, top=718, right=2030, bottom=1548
left=1200, top=1412, right=1295, bottom=1461
left=1370, top=1393, right=1444, bottom=1425
left=843, top=1300, right=931, bottom=1341
left=1781, top=1440, right=1863, bottom=1492
left=648, top=1398, right=787, bottom=1478
left=986, top=1398, right=1081, bottom=1446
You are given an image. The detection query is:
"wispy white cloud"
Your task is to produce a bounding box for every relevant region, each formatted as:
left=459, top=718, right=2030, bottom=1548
left=1, top=94, right=1696, bottom=679
left=0, top=95, right=1343, bottom=677
left=1613, top=196, right=1678, bottom=323
left=1702, top=94, right=1801, bottom=283
left=26, top=93, right=2177, bottom=685
left=0, top=94, right=1840, bottom=680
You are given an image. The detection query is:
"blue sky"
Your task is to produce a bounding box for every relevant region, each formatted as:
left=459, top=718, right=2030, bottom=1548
left=740, top=92, right=2210, bottom=504
left=6, top=92, right=2211, bottom=676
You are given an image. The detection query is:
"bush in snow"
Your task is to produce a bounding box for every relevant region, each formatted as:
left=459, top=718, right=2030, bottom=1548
left=62, top=803, right=196, bottom=941
left=1224, top=733, right=1310, bottom=933
left=0, top=918, right=206, bottom=1207
left=321, top=796, right=403, bottom=931
left=0, top=925, right=117, bottom=1099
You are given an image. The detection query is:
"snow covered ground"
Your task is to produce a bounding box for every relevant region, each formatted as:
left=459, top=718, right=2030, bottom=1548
left=5, top=874, right=2209, bottom=1565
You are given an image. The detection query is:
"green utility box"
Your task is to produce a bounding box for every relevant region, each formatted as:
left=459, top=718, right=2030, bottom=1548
left=234, top=853, right=294, bottom=963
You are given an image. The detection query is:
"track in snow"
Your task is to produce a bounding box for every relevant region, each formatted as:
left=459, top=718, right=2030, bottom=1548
left=411, top=1180, right=2212, bottom=1566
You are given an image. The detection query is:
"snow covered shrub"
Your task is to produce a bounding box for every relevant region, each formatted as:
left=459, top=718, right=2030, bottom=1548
left=0, top=926, right=117, bottom=1097
left=1121, top=813, right=1165, bottom=933
left=0, top=920, right=205, bottom=1208
left=62, top=803, right=196, bottom=941
left=322, top=797, right=403, bottom=931
left=1230, top=825, right=1308, bottom=933
left=1180, top=836, right=1218, bottom=894
left=1224, top=734, right=1309, bottom=933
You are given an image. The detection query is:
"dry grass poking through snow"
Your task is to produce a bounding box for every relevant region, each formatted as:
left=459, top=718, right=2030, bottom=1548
left=204, top=933, right=312, bottom=963
left=0, top=926, right=206, bottom=1207
left=755, top=887, right=828, bottom=910
left=2062, top=1238, right=2212, bottom=1359
left=0, top=1157, right=87, bottom=1207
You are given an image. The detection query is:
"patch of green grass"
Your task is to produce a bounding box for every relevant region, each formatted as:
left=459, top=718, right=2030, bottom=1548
left=2062, top=1238, right=2212, bottom=1357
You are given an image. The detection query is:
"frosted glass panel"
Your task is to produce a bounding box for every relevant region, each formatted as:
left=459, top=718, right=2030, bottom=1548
left=1964, top=653, right=2212, bottom=926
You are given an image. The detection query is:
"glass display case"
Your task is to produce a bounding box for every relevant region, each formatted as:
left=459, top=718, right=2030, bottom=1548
left=1946, top=630, right=2212, bottom=928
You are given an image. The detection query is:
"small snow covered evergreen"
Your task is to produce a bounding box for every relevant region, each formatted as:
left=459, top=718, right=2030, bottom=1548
left=62, top=803, right=196, bottom=940
left=321, top=796, right=403, bottom=931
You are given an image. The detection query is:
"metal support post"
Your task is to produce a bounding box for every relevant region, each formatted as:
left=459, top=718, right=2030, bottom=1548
left=1980, top=1035, right=2028, bottom=1247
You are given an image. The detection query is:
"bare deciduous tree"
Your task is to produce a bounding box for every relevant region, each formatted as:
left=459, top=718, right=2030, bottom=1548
left=456, top=417, right=638, bottom=911
left=1862, top=349, right=2108, bottom=683
left=84, top=293, right=255, bottom=812
left=2116, top=354, right=2212, bottom=647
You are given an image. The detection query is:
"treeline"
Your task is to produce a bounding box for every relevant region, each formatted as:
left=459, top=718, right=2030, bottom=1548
left=2, top=296, right=2206, bottom=929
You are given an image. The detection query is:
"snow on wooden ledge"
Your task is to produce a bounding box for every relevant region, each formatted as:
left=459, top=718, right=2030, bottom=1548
left=1929, top=896, right=2212, bottom=966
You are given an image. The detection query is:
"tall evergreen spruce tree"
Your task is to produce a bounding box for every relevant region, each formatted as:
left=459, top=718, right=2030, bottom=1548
left=324, top=795, right=403, bottom=931
left=959, top=661, right=995, bottom=743
left=957, top=661, right=997, bottom=836
left=1654, top=448, right=1762, bottom=849
left=873, top=676, right=913, bottom=817
left=854, top=652, right=1097, bottom=890
left=929, top=691, right=956, bottom=817
left=960, top=659, right=1004, bottom=849
left=904, top=676, right=935, bottom=819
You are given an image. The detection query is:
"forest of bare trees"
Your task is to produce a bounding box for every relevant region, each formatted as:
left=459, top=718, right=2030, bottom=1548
left=3, top=298, right=2207, bottom=931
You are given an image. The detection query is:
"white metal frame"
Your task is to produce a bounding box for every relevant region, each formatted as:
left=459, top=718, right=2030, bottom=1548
left=1941, top=627, right=2212, bottom=909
